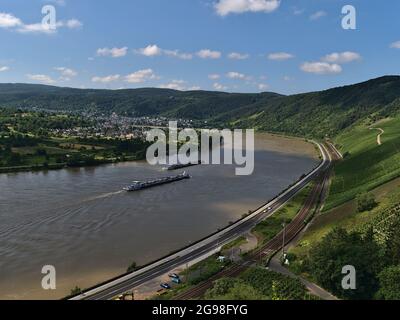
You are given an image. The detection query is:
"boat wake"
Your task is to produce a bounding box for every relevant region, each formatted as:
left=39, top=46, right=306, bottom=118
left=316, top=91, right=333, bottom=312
left=84, top=190, right=124, bottom=201
left=0, top=190, right=125, bottom=239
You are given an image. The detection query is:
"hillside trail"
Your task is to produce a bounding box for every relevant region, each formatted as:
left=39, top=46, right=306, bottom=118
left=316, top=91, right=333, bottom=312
left=369, top=127, right=384, bottom=145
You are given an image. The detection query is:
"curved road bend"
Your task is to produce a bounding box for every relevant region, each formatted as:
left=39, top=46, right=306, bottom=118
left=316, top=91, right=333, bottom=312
left=70, top=142, right=331, bottom=300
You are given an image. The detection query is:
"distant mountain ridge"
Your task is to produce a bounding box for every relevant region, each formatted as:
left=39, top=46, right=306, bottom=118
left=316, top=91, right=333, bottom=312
left=0, top=83, right=281, bottom=120
left=1, top=75, right=400, bottom=137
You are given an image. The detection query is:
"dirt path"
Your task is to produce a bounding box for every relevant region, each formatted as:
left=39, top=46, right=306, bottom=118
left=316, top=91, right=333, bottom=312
left=370, top=127, right=384, bottom=145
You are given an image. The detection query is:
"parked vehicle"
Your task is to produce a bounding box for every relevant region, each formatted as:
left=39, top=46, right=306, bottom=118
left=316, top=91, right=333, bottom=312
left=171, top=277, right=181, bottom=284
left=160, top=283, right=171, bottom=290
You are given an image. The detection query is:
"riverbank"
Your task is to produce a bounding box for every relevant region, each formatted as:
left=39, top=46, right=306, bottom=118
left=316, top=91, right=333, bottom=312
left=0, top=156, right=142, bottom=174
left=0, top=132, right=318, bottom=175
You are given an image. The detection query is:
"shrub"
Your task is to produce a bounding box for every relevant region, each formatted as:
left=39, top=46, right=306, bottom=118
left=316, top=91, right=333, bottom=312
left=356, top=192, right=377, bottom=212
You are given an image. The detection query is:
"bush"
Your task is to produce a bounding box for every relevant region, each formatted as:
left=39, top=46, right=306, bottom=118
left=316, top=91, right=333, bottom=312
left=376, top=265, right=400, bottom=300
left=356, top=192, right=377, bottom=212
left=70, top=286, right=82, bottom=295
left=127, top=261, right=138, bottom=273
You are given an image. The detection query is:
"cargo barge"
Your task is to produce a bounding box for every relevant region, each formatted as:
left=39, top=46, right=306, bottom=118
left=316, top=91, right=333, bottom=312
left=164, top=160, right=201, bottom=171
left=123, top=171, right=190, bottom=191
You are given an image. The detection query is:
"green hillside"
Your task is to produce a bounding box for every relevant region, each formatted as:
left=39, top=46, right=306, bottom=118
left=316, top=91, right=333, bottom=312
left=325, top=116, right=400, bottom=210
left=1, top=76, right=400, bottom=138
left=231, top=76, right=400, bottom=137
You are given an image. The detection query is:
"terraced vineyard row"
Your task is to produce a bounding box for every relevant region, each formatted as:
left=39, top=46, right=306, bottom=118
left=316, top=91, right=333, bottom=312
left=357, top=203, right=400, bottom=244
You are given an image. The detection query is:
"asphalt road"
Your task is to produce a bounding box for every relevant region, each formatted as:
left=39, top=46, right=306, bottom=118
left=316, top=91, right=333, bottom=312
left=70, top=142, right=330, bottom=300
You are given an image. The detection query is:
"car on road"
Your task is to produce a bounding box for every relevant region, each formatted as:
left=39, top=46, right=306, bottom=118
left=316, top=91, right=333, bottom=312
left=160, top=283, right=171, bottom=290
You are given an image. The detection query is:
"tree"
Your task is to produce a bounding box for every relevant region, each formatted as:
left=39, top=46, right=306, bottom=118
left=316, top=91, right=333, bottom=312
left=376, top=266, right=400, bottom=300
left=127, top=261, right=138, bottom=273
left=70, top=286, right=82, bottom=295
left=307, top=228, right=384, bottom=299
left=356, top=192, right=377, bottom=212
left=204, top=278, right=236, bottom=298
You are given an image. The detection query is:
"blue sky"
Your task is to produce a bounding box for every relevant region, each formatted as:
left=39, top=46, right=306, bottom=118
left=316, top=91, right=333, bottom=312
left=0, top=0, right=399, bottom=94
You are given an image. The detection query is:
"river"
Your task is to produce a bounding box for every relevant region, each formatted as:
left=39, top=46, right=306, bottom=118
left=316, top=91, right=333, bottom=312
left=0, top=134, right=318, bottom=299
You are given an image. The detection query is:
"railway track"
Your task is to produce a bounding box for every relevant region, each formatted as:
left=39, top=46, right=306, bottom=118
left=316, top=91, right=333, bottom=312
left=173, top=143, right=339, bottom=300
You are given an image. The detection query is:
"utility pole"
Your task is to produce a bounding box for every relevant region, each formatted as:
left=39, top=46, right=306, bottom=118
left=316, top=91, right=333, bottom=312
left=282, top=222, right=286, bottom=258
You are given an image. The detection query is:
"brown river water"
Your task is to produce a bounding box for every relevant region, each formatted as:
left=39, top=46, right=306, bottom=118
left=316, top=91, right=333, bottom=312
left=0, top=134, right=318, bottom=299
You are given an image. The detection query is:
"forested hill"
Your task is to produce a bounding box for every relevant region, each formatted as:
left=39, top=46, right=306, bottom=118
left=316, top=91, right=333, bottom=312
left=1, top=75, right=400, bottom=138
left=0, top=83, right=281, bottom=121
left=230, top=76, right=400, bottom=137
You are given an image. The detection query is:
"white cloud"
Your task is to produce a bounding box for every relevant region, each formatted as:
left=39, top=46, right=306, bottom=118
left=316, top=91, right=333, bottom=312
left=310, top=11, right=327, bottom=20
left=268, top=52, right=294, bottom=61
left=208, top=74, right=220, bottom=80
left=213, top=83, right=228, bottom=91
left=215, top=0, right=281, bottom=16
left=160, top=80, right=186, bottom=91
left=92, top=75, right=120, bottom=83
left=0, top=13, right=22, bottom=28
left=0, top=12, right=82, bottom=34
left=125, top=69, right=158, bottom=83
left=228, top=52, right=249, bottom=60
left=197, top=49, right=221, bottom=59
left=163, top=49, right=193, bottom=60
left=65, top=19, right=82, bottom=29
left=136, top=44, right=162, bottom=57
left=17, top=23, right=56, bottom=34
left=226, top=71, right=247, bottom=80
left=322, top=51, right=361, bottom=64
left=0, top=66, right=10, bottom=72
left=390, top=41, right=400, bottom=49
left=300, top=62, right=342, bottom=75
left=159, top=80, right=199, bottom=91
left=54, top=67, right=77, bottom=81
left=97, top=47, right=128, bottom=58
left=258, top=83, right=269, bottom=91
left=136, top=45, right=192, bottom=59
left=27, top=74, right=56, bottom=84
left=292, top=7, right=304, bottom=15
left=17, top=19, right=82, bottom=34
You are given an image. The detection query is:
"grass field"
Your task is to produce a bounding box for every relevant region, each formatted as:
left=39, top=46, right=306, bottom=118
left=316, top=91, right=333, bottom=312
left=324, top=116, right=400, bottom=211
